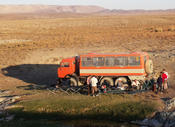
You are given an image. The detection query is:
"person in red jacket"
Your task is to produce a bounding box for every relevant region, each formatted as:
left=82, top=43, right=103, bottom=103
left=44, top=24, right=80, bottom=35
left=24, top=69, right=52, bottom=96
left=162, top=69, right=168, bottom=92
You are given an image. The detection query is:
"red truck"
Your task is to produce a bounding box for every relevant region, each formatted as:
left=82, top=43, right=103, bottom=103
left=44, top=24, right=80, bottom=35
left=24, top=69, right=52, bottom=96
left=57, top=52, right=153, bottom=87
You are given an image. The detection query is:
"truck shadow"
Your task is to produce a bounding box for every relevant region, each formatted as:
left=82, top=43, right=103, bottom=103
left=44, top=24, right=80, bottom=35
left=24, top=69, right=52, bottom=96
left=1, top=64, right=59, bottom=86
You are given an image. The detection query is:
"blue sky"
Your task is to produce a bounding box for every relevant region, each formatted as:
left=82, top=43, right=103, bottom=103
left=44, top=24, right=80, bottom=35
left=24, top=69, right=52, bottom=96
left=0, top=0, right=174, bottom=10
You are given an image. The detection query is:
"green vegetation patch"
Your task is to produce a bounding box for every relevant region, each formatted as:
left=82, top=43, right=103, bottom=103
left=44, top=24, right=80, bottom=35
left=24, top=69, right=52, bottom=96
left=7, top=93, right=156, bottom=122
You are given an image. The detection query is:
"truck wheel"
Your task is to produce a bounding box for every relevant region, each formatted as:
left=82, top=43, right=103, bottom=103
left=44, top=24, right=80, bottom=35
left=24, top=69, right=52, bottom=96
left=100, top=77, right=114, bottom=87
left=145, top=60, right=153, bottom=74
left=69, top=77, right=78, bottom=87
left=115, top=77, right=129, bottom=89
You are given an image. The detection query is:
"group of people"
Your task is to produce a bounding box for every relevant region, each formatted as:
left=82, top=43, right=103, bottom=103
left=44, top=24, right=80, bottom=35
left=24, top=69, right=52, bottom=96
left=85, top=69, right=169, bottom=96
left=156, top=69, right=169, bottom=93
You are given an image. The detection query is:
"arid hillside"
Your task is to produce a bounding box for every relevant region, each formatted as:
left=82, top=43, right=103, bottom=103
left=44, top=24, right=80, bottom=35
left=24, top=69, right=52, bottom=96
left=0, top=5, right=106, bottom=14
left=0, top=5, right=174, bottom=15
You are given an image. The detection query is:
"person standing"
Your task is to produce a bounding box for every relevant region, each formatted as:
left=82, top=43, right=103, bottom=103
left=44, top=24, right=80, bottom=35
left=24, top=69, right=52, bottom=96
left=86, top=76, right=92, bottom=95
left=162, top=69, right=168, bottom=92
left=157, top=73, right=163, bottom=93
left=90, top=76, right=98, bottom=97
left=163, top=69, right=169, bottom=87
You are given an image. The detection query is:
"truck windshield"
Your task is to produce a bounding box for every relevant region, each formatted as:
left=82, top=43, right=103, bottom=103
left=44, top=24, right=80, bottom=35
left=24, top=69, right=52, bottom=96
left=61, top=62, right=70, bottom=67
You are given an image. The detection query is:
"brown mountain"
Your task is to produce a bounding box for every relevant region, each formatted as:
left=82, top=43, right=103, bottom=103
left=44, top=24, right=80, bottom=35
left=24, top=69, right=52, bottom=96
left=0, top=5, right=107, bottom=14
left=0, top=5, right=174, bottom=15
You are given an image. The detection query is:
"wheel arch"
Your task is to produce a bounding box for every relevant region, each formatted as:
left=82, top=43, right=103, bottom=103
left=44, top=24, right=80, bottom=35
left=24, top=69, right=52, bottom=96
left=115, top=76, right=131, bottom=86
left=100, top=76, right=114, bottom=86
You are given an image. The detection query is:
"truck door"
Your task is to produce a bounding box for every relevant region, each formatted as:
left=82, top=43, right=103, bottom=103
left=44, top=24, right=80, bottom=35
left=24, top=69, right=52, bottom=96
left=58, top=58, right=75, bottom=78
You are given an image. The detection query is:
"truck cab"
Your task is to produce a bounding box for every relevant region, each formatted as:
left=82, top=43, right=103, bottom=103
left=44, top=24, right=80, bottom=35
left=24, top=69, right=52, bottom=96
left=58, top=57, right=76, bottom=78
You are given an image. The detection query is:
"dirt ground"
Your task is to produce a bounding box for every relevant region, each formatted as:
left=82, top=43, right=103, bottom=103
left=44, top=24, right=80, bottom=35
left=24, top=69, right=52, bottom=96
left=0, top=14, right=175, bottom=107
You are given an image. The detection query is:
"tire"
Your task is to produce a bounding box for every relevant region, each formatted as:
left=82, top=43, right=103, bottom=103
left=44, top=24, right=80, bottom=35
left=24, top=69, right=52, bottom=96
left=100, top=77, right=114, bottom=87
left=69, top=77, right=78, bottom=87
left=115, top=77, right=129, bottom=89
left=145, top=60, right=153, bottom=74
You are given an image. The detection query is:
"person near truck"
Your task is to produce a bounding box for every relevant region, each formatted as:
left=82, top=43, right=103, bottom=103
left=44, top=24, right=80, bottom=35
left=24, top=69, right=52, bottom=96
left=163, top=69, right=169, bottom=87
left=86, top=75, right=92, bottom=95
left=90, top=76, right=98, bottom=96
left=101, top=82, right=107, bottom=93
left=162, top=69, right=168, bottom=92
left=157, top=72, right=163, bottom=93
left=131, top=79, right=140, bottom=90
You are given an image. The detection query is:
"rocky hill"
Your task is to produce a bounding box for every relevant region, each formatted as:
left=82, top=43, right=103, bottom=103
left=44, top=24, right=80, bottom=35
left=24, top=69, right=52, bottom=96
left=107, top=9, right=175, bottom=14
left=0, top=5, right=174, bottom=15
left=0, top=5, right=107, bottom=14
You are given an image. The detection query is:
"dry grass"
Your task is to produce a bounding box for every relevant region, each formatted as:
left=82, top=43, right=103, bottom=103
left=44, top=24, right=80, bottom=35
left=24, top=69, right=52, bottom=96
left=8, top=92, right=157, bottom=121
left=0, top=15, right=175, bottom=49
left=0, top=14, right=175, bottom=68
